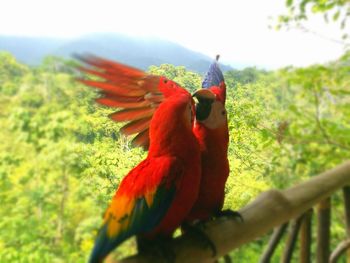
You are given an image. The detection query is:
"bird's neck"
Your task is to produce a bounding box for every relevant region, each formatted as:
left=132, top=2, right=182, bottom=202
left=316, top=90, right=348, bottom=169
left=194, top=122, right=229, bottom=155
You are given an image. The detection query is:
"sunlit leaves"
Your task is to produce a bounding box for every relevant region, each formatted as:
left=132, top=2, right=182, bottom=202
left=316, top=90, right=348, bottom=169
left=275, top=0, right=349, bottom=45
left=0, top=54, right=145, bottom=262
left=0, top=52, right=349, bottom=261
left=148, top=64, right=201, bottom=93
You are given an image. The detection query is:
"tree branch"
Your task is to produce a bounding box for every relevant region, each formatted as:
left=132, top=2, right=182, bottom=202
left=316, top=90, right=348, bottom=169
left=281, top=215, right=303, bottom=262
left=329, top=239, right=350, bottom=263
left=259, top=223, right=289, bottom=263
left=118, top=161, right=350, bottom=263
left=299, top=209, right=313, bottom=263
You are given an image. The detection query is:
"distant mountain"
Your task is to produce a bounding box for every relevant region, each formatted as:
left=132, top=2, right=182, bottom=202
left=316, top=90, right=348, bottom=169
left=0, top=33, right=233, bottom=73
left=0, top=36, right=66, bottom=65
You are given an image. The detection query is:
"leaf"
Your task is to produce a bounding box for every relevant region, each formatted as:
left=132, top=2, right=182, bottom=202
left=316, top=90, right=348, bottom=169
left=333, top=10, right=340, bottom=21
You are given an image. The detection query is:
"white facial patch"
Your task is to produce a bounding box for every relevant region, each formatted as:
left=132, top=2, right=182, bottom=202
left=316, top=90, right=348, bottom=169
left=199, top=101, right=227, bottom=129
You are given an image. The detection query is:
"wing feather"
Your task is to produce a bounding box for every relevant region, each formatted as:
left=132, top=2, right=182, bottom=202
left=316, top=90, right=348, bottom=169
left=131, top=129, right=150, bottom=149
left=78, top=79, right=146, bottom=97
left=96, top=96, right=148, bottom=108
left=109, top=107, right=155, bottom=122
left=88, top=157, right=184, bottom=263
left=76, top=54, right=180, bottom=150
left=120, top=118, right=151, bottom=135
left=76, top=54, right=145, bottom=78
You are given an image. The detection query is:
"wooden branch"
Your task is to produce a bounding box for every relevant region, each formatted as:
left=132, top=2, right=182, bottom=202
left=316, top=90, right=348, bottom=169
left=316, top=198, right=331, bottom=263
left=343, top=186, right=350, bottom=263
left=259, top=223, right=288, bottom=263
left=119, top=161, right=350, bottom=263
left=299, top=209, right=313, bottom=263
left=344, top=186, right=350, bottom=237
left=281, top=216, right=303, bottom=263
left=329, top=239, right=350, bottom=263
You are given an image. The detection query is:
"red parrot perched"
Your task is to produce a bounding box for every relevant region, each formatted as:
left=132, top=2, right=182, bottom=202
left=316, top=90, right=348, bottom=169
left=76, top=55, right=215, bottom=263
left=185, top=56, right=236, bottom=223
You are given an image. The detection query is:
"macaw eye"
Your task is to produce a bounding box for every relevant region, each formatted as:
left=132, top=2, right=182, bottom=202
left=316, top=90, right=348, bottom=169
left=196, top=99, right=213, bottom=121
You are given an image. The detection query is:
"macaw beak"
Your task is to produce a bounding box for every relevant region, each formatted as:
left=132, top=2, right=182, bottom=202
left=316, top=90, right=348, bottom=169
left=192, top=89, right=216, bottom=100
left=192, top=89, right=216, bottom=121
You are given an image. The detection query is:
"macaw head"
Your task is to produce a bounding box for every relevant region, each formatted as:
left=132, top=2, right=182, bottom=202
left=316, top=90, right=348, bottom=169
left=201, top=54, right=226, bottom=104
left=192, top=55, right=227, bottom=129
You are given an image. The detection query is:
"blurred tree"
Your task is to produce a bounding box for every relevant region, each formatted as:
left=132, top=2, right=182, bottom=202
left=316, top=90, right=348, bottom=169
left=148, top=64, right=201, bottom=92
left=276, top=0, right=350, bottom=45
left=0, top=53, right=349, bottom=262
left=224, top=67, right=269, bottom=87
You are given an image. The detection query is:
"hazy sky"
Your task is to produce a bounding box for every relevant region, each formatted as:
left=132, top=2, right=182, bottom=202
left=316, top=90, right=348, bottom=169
left=0, top=0, right=346, bottom=68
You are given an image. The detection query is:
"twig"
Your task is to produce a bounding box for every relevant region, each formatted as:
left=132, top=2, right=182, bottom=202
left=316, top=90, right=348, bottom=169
left=259, top=223, right=289, bottom=263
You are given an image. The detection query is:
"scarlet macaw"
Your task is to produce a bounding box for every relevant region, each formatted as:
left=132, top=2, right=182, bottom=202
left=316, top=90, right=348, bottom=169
left=185, top=55, right=233, bottom=223
left=76, top=56, right=215, bottom=263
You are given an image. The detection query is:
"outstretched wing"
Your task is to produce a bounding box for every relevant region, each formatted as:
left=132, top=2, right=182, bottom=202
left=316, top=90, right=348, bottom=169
left=76, top=55, right=188, bottom=149
left=89, top=156, right=184, bottom=263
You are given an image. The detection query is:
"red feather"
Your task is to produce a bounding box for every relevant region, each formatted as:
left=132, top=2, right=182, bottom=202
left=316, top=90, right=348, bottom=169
left=77, top=56, right=202, bottom=263
left=185, top=80, right=230, bottom=222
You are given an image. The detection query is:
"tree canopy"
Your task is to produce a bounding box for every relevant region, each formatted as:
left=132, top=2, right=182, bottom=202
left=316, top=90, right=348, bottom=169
left=0, top=49, right=349, bottom=262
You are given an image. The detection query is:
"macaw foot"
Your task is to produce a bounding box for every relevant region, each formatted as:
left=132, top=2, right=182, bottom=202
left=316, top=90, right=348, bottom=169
left=214, top=209, right=244, bottom=222
left=182, top=222, right=217, bottom=257
left=137, top=236, right=175, bottom=263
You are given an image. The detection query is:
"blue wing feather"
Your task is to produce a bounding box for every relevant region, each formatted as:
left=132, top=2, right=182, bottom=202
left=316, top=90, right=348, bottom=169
left=88, top=157, right=181, bottom=263
left=202, top=61, right=224, bottom=89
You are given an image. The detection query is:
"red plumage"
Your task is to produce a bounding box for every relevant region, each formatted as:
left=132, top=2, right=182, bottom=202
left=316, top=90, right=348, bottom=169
left=76, top=55, right=207, bottom=262
left=185, top=77, right=230, bottom=222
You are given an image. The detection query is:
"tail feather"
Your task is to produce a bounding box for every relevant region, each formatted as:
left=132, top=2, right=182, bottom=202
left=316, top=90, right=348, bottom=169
left=88, top=224, right=124, bottom=263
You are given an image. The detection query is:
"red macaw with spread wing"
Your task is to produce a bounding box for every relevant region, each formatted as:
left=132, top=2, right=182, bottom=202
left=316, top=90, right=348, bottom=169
left=76, top=55, right=215, bottom=263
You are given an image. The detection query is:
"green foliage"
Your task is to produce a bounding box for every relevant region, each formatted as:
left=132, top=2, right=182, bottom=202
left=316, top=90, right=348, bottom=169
left=224, top=67, right=268, bottom=87
left=0, top=50, right=349, bottom=262
left=228, top=51, right=350, bottom=261
left=276, top=0, right=350, bottom=44
left=0, top=53, right=145, bottom=262
left=148, top=64, right=201, bottom=93
left=0, top=52, right=29, bottom=95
